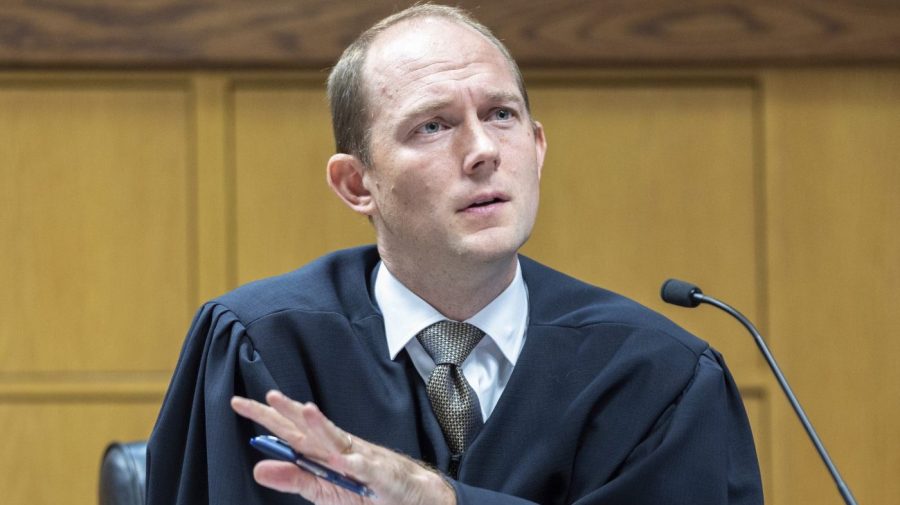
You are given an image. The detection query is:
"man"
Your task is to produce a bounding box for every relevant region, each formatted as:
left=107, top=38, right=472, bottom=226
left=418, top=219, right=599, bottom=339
left=147, top=4, right=763, bottom=505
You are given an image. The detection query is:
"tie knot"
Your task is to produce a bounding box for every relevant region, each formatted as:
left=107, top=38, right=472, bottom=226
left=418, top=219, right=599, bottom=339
left=417, top=320, right=485, bottom=366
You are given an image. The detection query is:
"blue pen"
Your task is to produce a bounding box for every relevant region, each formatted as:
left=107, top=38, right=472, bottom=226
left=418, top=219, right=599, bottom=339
left=249, top=435, right=376, bottom=498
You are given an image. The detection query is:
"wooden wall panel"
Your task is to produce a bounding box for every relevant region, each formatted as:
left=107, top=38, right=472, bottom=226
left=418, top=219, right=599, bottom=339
left=0, top=79, right=194, bottom=373
left=193, top=74, right=233, bottom=302
left=0, top=401, right=161, bottom=505
left=764, top=69, right=900, bottom=505
left=231, top=79, right=374, bottom=285
left=524, top=81, right=763, bottom=377
left=2, top=0, right=900, bottom=67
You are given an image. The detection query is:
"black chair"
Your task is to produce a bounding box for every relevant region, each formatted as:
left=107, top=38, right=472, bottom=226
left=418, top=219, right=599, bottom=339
left=99, top=441, right=147, bottom=505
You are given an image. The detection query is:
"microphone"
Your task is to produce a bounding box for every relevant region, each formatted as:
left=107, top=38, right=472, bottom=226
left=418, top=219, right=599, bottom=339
left=660, top=279, right=858, bottom=505
left=659, top=278, right=703, bottom=307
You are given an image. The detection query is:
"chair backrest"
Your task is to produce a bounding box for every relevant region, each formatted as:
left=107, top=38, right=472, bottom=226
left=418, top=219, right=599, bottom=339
left=99, top=441, right=147, bottom=505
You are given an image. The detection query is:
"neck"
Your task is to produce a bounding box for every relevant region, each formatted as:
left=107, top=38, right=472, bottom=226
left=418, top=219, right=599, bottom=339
left=379, top=249, right=518, bottom=321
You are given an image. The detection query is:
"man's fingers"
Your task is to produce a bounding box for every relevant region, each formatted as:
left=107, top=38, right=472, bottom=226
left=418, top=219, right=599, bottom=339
left=253, top=461, right=318, bottom=496
left=267, top=391, right=351, bottom=460
left=235, top=391, right=451, bottom=504
left=233, top=392, right=346, bottom=463
left=254, top=460, right=369, bottom=504
left=230, top=395, right=302, bottom=443
left=300, top=401, right=358, bottom=456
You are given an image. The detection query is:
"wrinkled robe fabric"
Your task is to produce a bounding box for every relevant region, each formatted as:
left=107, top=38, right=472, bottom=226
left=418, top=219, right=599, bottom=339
left=147, top=246, right=762, bottom=505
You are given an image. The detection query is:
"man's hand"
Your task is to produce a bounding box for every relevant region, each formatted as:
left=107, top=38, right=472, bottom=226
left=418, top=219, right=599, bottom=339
left=231, top=391, right=456, bottom=505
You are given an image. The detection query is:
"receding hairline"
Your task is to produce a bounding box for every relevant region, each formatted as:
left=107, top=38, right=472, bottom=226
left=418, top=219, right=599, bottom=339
left=326, top=4, right=531, bottom=165
left=359, top=15, right=528, bottom=110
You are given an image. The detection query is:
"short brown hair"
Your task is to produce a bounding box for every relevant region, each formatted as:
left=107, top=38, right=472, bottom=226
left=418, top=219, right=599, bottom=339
left=326, top=4, right=531, bottom=167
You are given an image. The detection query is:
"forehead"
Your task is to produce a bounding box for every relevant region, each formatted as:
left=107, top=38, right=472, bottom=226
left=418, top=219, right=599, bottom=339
left=362, top=17, right=521, bottom=114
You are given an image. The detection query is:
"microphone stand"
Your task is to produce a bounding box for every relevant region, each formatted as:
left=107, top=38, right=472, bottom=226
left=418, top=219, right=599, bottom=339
left=661, top=279, right=858, bottom=505
left=694, top=292, right=858, bottom=505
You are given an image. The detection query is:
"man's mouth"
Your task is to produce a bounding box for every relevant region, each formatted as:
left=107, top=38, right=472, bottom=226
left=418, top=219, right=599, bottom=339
left=459, top=193, right=510, bottom=214
left=460, top=192, right=509, bottom=211
left=467, top=197, right=504, bottom=208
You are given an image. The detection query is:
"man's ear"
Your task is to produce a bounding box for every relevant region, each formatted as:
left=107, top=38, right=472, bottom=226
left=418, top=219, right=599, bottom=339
left=327, top=153, right=375, bottom=216
left=532, top=120, right=547, bottom=180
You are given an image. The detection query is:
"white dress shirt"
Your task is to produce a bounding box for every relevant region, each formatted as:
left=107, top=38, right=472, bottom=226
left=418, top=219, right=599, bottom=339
left=374, top=261, right=529, bottom=421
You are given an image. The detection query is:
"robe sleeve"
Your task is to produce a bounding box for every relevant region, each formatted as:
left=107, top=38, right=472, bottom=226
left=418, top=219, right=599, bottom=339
left=146, top=303, right=300, bottom=505
left=450, top=349, right=763, bottom=505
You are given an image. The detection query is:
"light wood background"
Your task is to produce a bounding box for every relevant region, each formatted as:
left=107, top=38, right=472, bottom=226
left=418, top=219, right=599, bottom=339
left=1, top=68, right=898, bottom=505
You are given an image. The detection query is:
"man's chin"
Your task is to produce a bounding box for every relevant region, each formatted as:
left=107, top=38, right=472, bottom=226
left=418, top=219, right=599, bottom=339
left=451, top=229, right=530, bottom=263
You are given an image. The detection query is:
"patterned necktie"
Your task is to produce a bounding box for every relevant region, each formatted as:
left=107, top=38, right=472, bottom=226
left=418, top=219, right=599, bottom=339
left=417, top=320, right=485, bottom=458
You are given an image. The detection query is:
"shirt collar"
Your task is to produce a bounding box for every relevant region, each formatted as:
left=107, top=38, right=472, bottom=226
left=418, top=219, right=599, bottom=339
left=375, top=260, right=528, bottom=365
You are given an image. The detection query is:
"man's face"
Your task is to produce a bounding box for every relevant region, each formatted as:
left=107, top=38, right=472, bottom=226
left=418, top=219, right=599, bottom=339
left=359, top=17, right=547, bottom=269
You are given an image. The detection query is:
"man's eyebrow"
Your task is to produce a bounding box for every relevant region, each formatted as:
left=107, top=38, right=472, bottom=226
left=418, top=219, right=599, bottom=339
left=403, top=91, right=525, bottom=120
left=403, top=99, right=455, bottom=121
left=485, top=90, right=524, bottom=107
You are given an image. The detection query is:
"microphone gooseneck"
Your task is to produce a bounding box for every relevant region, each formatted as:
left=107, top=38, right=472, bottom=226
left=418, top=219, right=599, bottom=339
left=660, top=279, right=858, bottom=505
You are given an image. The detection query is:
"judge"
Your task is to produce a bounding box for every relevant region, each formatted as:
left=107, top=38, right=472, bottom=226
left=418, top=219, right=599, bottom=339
left=146, top=4, right=763, bottom=505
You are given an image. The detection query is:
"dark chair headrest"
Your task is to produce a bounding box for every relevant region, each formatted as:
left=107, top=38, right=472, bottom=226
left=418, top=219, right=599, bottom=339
left=99, top=441, right=148, bottom=505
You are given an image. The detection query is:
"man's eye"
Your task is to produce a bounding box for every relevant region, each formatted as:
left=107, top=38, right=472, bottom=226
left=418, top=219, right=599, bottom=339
left=417, top=121, right=444, bottom=134
left=493, top=108, right=513, bottom=121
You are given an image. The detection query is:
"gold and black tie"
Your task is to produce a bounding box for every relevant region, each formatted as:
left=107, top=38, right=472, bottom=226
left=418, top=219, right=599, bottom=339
left=417, top=320, right=485, bottom=475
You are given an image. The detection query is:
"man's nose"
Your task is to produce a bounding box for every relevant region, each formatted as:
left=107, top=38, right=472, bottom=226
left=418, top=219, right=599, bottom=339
left=461, top=120, right=500, bottom=175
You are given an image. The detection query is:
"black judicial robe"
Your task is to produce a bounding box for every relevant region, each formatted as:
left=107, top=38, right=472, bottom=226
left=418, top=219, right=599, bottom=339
left=147, top=246, right=763, bottom=505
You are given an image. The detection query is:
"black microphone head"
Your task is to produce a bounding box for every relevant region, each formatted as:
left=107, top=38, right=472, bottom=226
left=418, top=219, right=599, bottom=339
left=661, top=279, right=703, bottom=308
